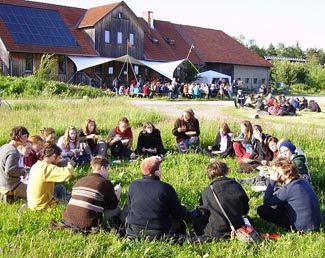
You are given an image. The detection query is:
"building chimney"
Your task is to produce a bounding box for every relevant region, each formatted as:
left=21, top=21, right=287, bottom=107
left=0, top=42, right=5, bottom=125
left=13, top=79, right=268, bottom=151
left=142, top=11, right=154, bottom=29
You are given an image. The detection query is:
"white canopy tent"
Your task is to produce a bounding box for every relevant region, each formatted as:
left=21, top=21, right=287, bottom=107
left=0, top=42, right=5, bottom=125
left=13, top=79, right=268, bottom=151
left=195, top=70, right=231, bottom=84
left=68, top=55, right=186, bottom=80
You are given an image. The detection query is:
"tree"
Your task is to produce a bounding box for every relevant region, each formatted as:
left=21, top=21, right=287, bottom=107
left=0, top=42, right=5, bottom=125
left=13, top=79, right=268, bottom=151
left=270, top=60, right=297, bottom=87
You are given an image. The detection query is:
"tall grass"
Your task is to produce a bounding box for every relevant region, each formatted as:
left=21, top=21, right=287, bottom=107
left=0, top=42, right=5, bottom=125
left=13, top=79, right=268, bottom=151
left=0, top=97, right=324, bottom=258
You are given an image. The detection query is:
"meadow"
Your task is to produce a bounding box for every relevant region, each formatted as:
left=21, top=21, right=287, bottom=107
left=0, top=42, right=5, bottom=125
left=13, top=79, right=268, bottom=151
left=0, top=97, right=324, bottom=258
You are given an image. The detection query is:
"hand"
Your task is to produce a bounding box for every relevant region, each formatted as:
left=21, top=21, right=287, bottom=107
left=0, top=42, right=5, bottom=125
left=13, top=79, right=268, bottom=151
left=68, top=159, right=76, bottom=168
left=208, top=146, right=212, bottom=151
left=269, top=168, right=279, bottom=181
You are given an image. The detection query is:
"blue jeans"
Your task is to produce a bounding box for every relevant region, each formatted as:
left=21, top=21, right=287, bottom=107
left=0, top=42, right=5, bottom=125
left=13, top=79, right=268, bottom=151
left=177, top=136, right=200, bottom=153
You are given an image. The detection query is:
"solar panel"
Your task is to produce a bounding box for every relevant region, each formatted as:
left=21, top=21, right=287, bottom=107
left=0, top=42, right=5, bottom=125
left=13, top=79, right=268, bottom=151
left=0, top=4, right=79, bottom=48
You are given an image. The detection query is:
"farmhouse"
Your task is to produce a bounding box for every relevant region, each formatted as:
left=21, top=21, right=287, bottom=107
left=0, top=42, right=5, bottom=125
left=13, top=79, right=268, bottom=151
left=0, top=0, right=272, bottom=89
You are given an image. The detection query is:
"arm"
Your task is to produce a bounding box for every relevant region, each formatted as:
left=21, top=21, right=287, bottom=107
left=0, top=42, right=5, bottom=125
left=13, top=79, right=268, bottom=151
left=43, top=163, right=75, bottom=182
left=263, top=179, right=282, bottom=206
left=5, top=151, right=25, bottom=177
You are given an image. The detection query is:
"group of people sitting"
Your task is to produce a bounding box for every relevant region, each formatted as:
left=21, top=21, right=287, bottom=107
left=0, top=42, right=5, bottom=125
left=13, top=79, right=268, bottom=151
left=0, top=108, right=323, bottom=242
left=235, top=91, right=322, bottom=115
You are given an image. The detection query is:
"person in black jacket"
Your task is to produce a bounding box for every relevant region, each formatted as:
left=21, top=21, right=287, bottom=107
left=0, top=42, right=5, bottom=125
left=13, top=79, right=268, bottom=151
left=125, top=156, right=186, bottom=240
left=203, top=122, right=234, bottom=158
left=136, top=121, right=166, bottom=156
left=189, top=161, right=249, bottom=240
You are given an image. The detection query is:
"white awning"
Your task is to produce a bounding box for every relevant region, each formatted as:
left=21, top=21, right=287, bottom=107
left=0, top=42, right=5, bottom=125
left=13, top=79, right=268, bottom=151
left=68, top=55, right=186, bottom=80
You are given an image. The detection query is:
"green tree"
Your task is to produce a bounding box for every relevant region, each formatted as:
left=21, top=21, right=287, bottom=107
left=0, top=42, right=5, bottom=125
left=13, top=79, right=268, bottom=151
left=270, top=60, right=297, bottom=87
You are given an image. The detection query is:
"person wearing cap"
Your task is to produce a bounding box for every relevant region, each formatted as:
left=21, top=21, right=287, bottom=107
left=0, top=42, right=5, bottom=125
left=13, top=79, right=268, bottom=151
left=125, top=156, right=186, bottom=240
left=257, top=157, right=323, bottom=232
left=278, top=140, right=310, bottom=181
left=172, top=108, right=200, bottom=153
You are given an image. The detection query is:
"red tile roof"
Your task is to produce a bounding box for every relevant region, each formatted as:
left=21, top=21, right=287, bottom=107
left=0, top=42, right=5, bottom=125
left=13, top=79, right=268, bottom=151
left=143, top=20, right=272, bottom=67
left=0, top=0, right=98, bottom=56
left=141, top=19, right=202, bottom=63
left=78, top=2, right=120, bottom=28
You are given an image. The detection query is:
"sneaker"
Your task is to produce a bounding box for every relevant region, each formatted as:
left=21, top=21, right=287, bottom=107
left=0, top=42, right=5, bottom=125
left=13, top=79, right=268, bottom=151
left=130, top=153, right=137, bottom=160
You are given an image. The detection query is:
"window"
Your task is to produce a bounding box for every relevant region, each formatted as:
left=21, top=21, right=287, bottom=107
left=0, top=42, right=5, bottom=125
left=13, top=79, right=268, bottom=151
left=117, top=32, right=122, bottom=44
left=129, top=33, right=135, bottom=45
left=108, top=66, right=113, bottom=74
left=58, top=56, right=66, bottom=74
left=25, top=54, right=33, bottom=72
left=261, top=78, right=266, bottom=83
left=134, top=65, right=139, bottom=75
left=245, top=78, right=250, bottom=83
left=253, top=78, right=258, bottom=84
left=104, top=30, right=110, bottom=43
left=118, top=12, right=123, bottom=19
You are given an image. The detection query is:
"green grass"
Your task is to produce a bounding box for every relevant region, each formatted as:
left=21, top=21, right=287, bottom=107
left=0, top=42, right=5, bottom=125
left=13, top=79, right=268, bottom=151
left=0, top=97, right=324, bottom=258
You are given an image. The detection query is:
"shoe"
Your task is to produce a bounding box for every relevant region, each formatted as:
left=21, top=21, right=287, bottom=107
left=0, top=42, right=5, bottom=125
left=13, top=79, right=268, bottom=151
left=130, top=153, right=137, bottom=160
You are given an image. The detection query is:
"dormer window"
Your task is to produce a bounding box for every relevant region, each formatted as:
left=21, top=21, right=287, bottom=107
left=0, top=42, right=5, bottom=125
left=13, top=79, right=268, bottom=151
left=148, top=34, right=159, bottom=44
left=163, top=36, right=175, bottom=45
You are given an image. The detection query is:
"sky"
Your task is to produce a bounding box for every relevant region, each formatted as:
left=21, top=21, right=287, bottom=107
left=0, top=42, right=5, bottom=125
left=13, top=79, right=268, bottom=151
left=32, top=0, right=324, bottom=50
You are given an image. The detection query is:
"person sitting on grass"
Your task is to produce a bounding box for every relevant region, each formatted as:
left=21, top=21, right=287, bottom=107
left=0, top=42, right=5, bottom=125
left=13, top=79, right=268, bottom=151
left=107, top=117, right=137, bottom=160
left=257, top=157, right=323, bottom=232
left=189, top=161, right=249, bottom=241
left=172, top=108, right=200, bottom=153
left=23, top=135, right=44, bottom=167
left=203, top=122, right=234, bottom=158
left=125, top=156, right=186, bottom=241
left=61, top=156, right=122, bottom=233
left=136, top=121, right=167, bottom=156
left=40, top=127, right=56, bottom=143
left=79, top=118, right=107, bottom=158
left=27, top=142, right=75, bottom=210
left=0, top=126, right=29, bottom=201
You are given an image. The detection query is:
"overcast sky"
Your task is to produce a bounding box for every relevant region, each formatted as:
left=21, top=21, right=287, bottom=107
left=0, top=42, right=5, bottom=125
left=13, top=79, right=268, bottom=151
left=32, top=0, right=324, bottom=50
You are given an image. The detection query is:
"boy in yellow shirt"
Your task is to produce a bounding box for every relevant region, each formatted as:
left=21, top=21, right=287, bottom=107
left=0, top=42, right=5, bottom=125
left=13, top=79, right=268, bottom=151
left=27, top=142, right=75, bottom=210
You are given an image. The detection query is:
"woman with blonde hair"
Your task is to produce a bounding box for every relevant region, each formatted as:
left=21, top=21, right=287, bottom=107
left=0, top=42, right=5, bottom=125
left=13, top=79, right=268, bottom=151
left=79, top=118, right=107, bottom=158
left=57, top=126, right=91, bottom=164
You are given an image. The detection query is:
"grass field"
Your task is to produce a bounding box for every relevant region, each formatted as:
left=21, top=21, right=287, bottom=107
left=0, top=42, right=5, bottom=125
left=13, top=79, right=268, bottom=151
left=0, top=97, right=324, bottom=258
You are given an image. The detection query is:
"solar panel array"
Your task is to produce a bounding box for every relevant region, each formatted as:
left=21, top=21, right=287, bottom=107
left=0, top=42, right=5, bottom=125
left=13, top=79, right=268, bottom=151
left=0, top=4, right=79, bottom=48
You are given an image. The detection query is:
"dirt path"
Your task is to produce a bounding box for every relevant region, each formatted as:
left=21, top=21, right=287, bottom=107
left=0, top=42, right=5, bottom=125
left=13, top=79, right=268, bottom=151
left=131, top=96, right=325, bottom=121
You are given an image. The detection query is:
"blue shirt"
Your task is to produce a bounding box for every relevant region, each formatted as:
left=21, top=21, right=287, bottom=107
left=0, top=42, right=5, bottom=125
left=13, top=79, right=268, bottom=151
left=264, top=178, right=323, bottom=232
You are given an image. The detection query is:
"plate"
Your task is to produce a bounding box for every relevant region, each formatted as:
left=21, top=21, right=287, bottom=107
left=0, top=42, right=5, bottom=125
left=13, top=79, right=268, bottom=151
left=241, top=158, right=254, bottom=163
left=185, top=131, right=196, bottom=136
left=121, top=139, right=129, bottom=144
left=252, top=185, right=267, bottom=192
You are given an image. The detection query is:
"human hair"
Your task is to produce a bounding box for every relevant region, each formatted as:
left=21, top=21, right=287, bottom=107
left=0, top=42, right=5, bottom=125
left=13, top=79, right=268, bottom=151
left=142, top=121, right=155, bottom=133
left=220, top=122, right=230, bottom=134
left=40, top=127, right=56, bottom=141
left=266, top=136, right=278, bottom=145
left=206, top=161, right=229, bottom=180
left=42, top=142, right=62, bottom=158
left=272, top=157, right=299, bottom=179
left=10, top=126, right=29, bottom=141
left=63, top=126, right=79, bottom=149
left=91, top=155, right=110, bottom=171
left=28, top=135, right=44, bottom=145
left=241, top=120, right=253, bottom=141
left=183, top=108, right=195, bottom=118
left=253, top=124, right=263, bottom=133
left=82, top=118, right=99, bottom=135
left=118, top=117, right=129, bottom=126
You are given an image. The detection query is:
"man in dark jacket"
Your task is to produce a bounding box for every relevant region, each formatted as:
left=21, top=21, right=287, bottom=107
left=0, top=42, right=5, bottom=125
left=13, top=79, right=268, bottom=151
left=190, top=161, right=249, bottom=240
left=125, top=156, right=186, bottom=240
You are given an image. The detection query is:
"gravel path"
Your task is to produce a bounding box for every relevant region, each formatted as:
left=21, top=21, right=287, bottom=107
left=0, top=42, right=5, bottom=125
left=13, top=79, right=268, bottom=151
left=131, top=96, right=325, bottom=121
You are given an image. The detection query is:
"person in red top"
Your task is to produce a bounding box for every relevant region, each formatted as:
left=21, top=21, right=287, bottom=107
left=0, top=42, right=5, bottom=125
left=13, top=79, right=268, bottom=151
left=107, top=117, right=137, bottom=160
left=142, top=83, right=150, bottom=97
left=24, top=135, right=44, bottom=167
left=172, top=108, right=200, bottom=153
